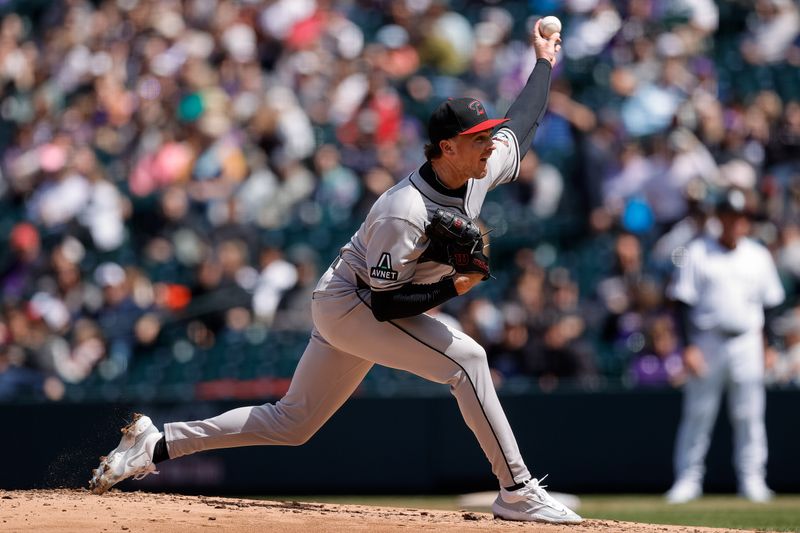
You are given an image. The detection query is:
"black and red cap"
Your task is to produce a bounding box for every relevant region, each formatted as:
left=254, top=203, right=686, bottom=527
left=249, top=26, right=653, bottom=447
left=428, top=97, right=509, bottom=146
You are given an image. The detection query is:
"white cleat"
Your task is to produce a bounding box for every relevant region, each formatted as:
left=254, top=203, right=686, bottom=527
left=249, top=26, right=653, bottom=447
left=665, top=478, right=703, bottom=504
left=738, top=478, right=775, bottom=503
left=492, top=477, right=583, bottom=524
left=88, top=413, right=161, bottom=495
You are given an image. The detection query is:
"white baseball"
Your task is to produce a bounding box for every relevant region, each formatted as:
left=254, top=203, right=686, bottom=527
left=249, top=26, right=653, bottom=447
left=539, top=16, right=562, bottom=39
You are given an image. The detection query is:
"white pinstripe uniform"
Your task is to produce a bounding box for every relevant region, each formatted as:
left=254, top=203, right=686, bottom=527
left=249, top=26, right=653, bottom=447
left=668, top=235, right=785, bottom=488
left=164, top=127, right=533, bottom=488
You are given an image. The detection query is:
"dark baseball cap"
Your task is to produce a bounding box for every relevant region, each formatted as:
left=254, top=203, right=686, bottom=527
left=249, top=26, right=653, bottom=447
left=716, top=188, right=759, bottom=218
left=428, top=98, right=509, bottom=146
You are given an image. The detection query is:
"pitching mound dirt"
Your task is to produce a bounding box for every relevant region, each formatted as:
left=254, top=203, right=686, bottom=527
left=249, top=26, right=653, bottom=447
left=0, top=489, right=752, bottom=533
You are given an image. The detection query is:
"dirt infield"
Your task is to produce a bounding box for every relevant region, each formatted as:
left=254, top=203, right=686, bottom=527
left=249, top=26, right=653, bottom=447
left=0, top=489, right=754, bottom=533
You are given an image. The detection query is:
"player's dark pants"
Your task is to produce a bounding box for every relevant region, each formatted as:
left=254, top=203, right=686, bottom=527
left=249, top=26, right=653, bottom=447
left=165, top=261, right=531, bottom=487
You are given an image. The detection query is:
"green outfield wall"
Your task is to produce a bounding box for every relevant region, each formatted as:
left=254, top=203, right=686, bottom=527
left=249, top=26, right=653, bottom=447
left=2, top=388, right=797, bottom=494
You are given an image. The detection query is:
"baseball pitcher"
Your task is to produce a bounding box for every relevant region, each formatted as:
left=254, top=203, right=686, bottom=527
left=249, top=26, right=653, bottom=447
left=89, top=19, right=581, bottom=524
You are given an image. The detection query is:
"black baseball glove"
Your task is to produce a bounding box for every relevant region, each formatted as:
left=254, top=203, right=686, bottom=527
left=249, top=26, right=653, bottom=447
left=421, top=208, right=490, bottom=280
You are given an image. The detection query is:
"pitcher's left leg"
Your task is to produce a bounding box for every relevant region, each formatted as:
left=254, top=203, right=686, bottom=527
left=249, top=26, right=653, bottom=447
left=314, top=294, right=529, bottom=487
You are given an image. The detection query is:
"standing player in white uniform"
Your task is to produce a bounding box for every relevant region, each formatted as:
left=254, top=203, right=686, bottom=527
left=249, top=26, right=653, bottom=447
left=665, top=189, right=785, bottom=503
left=89, top=20, right=581, bottom=524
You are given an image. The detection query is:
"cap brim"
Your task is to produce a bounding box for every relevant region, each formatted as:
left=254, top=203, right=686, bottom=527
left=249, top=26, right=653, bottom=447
left=458, top=118, right=509, bottom=136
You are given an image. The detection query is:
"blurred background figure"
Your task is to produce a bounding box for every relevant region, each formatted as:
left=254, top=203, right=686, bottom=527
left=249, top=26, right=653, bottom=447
left=92, top=262, right=145, bottom=379
left=627, top=314, right=684, bottom=388
left=767, top=307, right=800, bottom=386
left=253, top=244, right=297, bottom=326
left=1, top=223, right=44, bottom=304
left=665, top=189, right=785, bottom=504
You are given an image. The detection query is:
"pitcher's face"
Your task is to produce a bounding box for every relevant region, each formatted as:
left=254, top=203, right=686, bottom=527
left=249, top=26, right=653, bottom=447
left=448, top=131, right=495, bottom=179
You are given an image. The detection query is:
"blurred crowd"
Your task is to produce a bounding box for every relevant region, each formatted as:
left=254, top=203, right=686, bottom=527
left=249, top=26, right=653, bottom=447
left=0, top=0, right=798, bottom=401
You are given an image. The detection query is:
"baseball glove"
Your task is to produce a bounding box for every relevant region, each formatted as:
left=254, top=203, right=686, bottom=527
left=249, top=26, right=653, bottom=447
left=421, top=208, right=490, bottom=280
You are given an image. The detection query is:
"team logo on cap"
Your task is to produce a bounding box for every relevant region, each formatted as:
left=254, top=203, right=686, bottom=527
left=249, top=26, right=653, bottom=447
left=370, top=253, right=399, bottom=281
left=468, top=100, right=485, bottom=116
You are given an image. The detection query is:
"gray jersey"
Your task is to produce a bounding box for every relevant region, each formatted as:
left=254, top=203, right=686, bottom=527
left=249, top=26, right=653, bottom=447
left=339, top=128, right=520, bottom=290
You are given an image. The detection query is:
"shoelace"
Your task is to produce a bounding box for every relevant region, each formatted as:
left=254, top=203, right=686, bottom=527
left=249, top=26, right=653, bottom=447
left=522, top=474, right=549, bottom=493
left=133, top=469, right=159, bottom=481
left=519, top=474, right=566, bottom=510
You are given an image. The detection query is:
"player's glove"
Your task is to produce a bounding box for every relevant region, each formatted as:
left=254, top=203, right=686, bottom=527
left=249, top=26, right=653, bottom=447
left=422, top=208, right=490, bottom=280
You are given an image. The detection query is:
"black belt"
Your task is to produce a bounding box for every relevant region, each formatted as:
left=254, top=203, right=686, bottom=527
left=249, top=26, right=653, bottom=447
left=332, top=256, right=370, bottom=290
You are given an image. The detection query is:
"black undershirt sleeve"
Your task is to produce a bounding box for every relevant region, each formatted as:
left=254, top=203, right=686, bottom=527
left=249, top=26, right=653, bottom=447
left=370, top=279, right=459, bottom=322
left=764, top=305, right=782, bottom=347
left=674, top=300, right=692, bottom=347
left=153, top=436, right=170, bottom=463
left=504, top=58, right=552, bottom=159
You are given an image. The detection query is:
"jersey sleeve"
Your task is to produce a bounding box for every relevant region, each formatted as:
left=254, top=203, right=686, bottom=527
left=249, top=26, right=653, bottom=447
left=365, top=216, right=423, bottom=291
left=667, top=245, right=700, bottom=306
left=486, top=127, right=520, bottom=189
left=760, top=248, right=785, bottom=308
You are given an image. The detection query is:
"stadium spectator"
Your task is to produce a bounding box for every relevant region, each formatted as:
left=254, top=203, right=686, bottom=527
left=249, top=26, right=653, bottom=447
left=91, top=262, right=147, bottom=379
left=529, top=312, right=598, bottom=391
left=740, top=0, right=800, bottom=65
left=271, top=245, right=319, bottom=332
left=252, top=244, right=298, bottom=325
left=627, top=314, right=684, bottom=388
left=487, top=303, right=534, bottom=383
left=1, top=223, right=45, bottom=305
left=767, top=306, right=800, bottom=385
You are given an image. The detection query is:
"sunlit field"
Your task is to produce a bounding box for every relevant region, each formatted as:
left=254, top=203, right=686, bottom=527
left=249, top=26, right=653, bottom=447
left=265, top=493, right=800, bottom=532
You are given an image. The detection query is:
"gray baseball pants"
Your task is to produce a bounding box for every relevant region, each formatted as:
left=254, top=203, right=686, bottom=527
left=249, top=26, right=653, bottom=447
left=165, top=260, right=531, bottom=487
